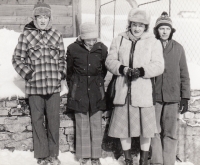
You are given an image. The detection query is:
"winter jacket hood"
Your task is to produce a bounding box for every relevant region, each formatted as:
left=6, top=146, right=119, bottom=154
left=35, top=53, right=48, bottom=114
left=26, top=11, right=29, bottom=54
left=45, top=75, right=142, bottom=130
left=24, top=19, right=52, bottom=31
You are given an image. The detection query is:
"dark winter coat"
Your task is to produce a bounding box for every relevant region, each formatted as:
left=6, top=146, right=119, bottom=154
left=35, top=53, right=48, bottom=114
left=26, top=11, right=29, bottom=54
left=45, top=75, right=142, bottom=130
left=66, top=36, right=108, bottom=113
left=12, top=21, right=66, bottom=95
left=155, top=39, right=190, bottom=102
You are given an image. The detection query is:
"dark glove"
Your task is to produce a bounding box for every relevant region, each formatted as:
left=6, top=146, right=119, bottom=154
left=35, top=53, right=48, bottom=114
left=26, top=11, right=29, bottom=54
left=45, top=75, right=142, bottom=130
left=25, top=71, right=34, bottom=80
left=131, top=67, right=145, bottom=78
left=179, top=98, right=188, bottom=114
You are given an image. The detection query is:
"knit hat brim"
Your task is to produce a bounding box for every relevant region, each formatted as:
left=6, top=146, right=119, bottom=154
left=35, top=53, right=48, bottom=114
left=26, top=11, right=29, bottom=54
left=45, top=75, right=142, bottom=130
left=80, top=22, right=98, bottom=39
left=81, top=32, right=98, bottom=39
left=155, top=23, right=172, bottom=29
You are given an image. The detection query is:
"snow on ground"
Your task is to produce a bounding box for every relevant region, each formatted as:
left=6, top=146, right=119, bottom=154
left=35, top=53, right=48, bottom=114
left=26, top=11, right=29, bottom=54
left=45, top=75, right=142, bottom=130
left=0, top=150, right=194, bottom=165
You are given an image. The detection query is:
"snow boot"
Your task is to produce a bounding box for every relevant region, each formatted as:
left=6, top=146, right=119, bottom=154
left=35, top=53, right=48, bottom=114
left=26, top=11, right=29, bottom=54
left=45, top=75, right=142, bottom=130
left=139, top=150, right=149, bottom=165
left=124, top=149, right=133, bottom=165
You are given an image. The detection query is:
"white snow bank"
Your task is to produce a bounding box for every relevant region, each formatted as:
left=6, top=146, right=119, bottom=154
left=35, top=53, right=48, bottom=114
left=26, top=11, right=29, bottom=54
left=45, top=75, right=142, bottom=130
left=188, top=62, right=200, bottom=91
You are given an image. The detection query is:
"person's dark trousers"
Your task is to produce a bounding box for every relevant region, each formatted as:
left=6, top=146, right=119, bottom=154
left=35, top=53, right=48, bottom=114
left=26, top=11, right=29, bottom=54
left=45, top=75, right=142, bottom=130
left=150, top=102, right=179, bottom=165
left=29, top=93, right=60, bottom=159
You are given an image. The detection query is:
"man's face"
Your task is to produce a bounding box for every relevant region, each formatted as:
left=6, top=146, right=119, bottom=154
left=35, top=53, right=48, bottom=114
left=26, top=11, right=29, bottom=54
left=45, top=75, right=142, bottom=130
left=158, top=25, right=172, bottom=40
left=36, top=15, right=50, bottom=30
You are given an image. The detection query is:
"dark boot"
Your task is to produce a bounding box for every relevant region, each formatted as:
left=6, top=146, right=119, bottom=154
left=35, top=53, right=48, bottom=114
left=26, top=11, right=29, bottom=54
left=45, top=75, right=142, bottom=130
left=124, top=149, right=133, bottom=165
left=139, top=150, right=149, bottom=165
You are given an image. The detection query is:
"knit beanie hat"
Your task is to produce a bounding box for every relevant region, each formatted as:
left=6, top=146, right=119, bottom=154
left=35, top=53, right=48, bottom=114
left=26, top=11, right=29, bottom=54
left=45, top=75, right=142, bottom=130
left=80, top=22, right=98, bottom=39
left=128, top=8, right=150, bottom=25
left=33, top=2, right=51, bottom=17
left=155, top=12, right=172, bottom=29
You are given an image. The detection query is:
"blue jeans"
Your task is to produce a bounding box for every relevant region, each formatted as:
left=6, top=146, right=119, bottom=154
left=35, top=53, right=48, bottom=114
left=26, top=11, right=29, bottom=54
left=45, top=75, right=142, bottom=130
left=150, top=102, right=179, bottom=165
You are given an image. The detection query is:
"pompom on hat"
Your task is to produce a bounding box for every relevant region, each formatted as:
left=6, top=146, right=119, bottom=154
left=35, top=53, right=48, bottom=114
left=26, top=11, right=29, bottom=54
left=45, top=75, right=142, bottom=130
left=128, top=8, right=150, bottom=25
left=80, top=22, right=98, bottom=39
left=33, top=2, right=51, bottom=17
left=155, top=11, right=173, bottom=29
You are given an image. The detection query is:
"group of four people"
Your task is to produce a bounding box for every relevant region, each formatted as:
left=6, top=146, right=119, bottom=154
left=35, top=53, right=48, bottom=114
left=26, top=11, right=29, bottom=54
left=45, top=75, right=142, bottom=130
left=12, top=2, right=190, bottom=165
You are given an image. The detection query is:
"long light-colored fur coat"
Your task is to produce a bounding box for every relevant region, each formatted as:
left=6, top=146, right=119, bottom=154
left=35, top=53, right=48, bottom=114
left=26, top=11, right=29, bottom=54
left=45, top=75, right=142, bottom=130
left=106, top=32, right=164, bottom=107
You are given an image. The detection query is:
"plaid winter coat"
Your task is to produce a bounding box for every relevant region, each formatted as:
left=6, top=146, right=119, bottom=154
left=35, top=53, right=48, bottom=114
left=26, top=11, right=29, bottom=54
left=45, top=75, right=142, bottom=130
left=12, top=21, right=66, bottom=95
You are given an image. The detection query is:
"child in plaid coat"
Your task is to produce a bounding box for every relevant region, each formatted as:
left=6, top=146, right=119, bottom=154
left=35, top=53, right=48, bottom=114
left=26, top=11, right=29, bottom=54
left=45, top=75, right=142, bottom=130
left=12, top=2, right=66, bottom=165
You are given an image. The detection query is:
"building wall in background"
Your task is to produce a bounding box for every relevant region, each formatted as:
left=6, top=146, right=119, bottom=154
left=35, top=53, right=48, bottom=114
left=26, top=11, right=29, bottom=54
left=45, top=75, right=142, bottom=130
left=0, top=0, right=81, bottom=38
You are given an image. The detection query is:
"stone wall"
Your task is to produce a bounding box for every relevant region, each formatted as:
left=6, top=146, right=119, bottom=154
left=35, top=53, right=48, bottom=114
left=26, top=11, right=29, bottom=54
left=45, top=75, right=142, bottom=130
left=177, top=90, right=200, bottom=165
left=0, top=90, right=200, bottom=165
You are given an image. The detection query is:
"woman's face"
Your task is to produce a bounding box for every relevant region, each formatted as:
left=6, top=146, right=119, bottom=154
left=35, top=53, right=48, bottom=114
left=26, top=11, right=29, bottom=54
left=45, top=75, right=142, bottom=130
left=36, top=15, right=50, bottom=30
left=130, top=22, right=146, bottom=37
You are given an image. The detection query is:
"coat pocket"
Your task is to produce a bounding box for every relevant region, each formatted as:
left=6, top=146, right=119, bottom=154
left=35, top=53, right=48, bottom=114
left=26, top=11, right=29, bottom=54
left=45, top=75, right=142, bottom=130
left=28, top=44, right=42, bottom=60
left=96, top=78, right=105, bottom=100
left=49, top=44, right=60, bottom=60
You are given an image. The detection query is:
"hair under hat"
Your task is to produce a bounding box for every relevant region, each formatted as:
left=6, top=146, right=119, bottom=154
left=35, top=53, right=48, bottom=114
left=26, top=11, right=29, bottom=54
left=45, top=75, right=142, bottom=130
left=155, top=12, right=172, bottom=29
left=80, top=22, right=98, bottom=39
left=33, top=2, right=51, bottom=17
left=128, top=8, right=150, bottom=25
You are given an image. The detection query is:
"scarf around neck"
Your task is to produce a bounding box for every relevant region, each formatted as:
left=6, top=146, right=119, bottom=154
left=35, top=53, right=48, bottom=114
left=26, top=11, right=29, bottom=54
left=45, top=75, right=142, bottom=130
left=127, top=30, right=140, bottom=43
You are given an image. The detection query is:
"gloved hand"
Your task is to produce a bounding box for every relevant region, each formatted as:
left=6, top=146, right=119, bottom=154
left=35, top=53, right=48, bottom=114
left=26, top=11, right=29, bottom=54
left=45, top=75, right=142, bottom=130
left=179, top=98, right=189, bottom=114
left=131, top=67, right=145, bottom=78
left=131, top=68, right=141, bottom=78
left=123, top=67, right=133, bottom=77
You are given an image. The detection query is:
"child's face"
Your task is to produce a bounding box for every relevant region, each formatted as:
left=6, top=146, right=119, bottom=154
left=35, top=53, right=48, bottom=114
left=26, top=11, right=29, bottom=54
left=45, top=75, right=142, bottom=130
left=84, top=38, right=97, bottom=47
left=36, top=15, right=50, bottom=30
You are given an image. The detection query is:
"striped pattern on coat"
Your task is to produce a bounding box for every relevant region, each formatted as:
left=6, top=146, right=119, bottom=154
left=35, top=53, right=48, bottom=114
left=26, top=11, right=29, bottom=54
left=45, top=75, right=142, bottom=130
left=12, top=23, right=66, bottom=95
left=75, top=110, right=102, bottom=159
left=108, top=103, right=158, bottom=138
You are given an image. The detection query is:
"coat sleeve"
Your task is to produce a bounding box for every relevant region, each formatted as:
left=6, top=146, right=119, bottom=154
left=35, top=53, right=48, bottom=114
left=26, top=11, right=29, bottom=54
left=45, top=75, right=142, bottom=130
left=105, top=37, right=122, bottom=75
left=101, top=44, right=108, bottom=78
left=180, top=47, right=190, bottom=99
left=66, top=46, right=73, bottom=87
left=143, top=39, right=164, bottom=78
left=12, top=33, right=32, bottom=79
left=58, top=34, right=67, bottom=77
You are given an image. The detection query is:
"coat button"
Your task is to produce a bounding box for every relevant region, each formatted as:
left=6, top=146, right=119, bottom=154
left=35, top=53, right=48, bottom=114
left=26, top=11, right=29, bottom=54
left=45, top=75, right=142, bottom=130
left=88, top=88, right=90, bottom=90
left=88, top=76, right=90, bottom=78
left=89, top=64, right=91, bottom=66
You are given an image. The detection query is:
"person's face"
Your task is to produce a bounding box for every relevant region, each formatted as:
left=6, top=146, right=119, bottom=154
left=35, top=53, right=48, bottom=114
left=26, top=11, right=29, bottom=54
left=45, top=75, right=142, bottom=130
left=130, top=22, right=146, bottom=37
left=84, top=38, right=97, bottom=47
left=158, top=25, right=172, bottom=40
left=36, top=15, right=50, bottom=30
